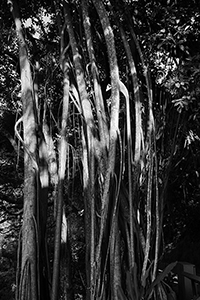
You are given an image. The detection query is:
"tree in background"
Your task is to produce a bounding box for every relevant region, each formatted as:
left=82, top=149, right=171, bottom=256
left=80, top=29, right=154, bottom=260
left=1, top=0, right=200, bottom=299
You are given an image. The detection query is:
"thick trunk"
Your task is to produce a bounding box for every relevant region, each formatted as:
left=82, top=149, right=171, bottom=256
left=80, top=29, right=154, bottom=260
left=9, top=1, right=38, bottom=300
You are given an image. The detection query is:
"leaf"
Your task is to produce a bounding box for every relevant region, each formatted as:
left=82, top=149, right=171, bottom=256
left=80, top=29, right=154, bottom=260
left=179, top=44, right=185, bottom=52
left=145, top=261, right=177, bottom=298
left=175, top=82, right=180, bottom=88
left=160, top=29, right=166, bottom=33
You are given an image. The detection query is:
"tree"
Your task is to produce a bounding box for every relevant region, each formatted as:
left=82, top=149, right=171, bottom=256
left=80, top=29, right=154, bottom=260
left=2, top=0, right=200, bottom=299
left=8, top=1, right=39, bottom=299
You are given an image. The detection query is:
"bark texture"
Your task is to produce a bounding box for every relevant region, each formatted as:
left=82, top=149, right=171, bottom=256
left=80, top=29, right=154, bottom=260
left=9, top=1, right=38, bottom=299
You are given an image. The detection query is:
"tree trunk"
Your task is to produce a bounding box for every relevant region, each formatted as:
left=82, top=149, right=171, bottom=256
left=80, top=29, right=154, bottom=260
left=64, top=3, right=96, bottom=298
left=91, top=1, right=120, bottom=298
left=51, top=52, right=70, bottom=300
left=9, top=1, right=38, bottom=299
left=110, top=219, right=121, bottom=300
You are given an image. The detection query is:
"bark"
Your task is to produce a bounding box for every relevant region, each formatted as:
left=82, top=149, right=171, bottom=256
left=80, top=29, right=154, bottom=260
left=32, top=45, right=51, bottom=300
left=152, top=135, right=159, bottom=282
left=9, top=1, right=38, bottom=299
left=81, top=1, right=109, bottom=298
left=82, top=0, right=109, bottom=154
left=62, top=208, right=73, bottom=300
left=42, top=121, right=58, bottom=219
left=120, top=26, right=142, bottom=163
left=64, top=2, right=96, bottom=298
left=38, top=133, right=50, bottom=300
left=120, top=25, right=144, bottom=270
left=60, top=206, right=72, bottom=300
left=141, top=52, right=155, bottom=290
left=91, top=1, right=120, bottom=298
left=126, top=12, right=159, bottom=287
left=110, top=217, right=121, bottom=300
left=81, top=129, right=91, bottom=298
left=51, top=52, right=70, bottom=300
left=141, top=144, right=153, bottom=288
left=52, top=179, right=64, bottom=300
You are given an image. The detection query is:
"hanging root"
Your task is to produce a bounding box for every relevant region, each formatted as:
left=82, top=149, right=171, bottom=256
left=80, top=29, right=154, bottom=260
left=18, top=258, right=31, bottom=300
left=14, top=116, right=38, bottom=171
left=15, top=229, right=22, bottom=300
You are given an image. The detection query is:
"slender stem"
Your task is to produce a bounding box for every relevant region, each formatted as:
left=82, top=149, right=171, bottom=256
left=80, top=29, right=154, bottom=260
left=152, top=133, right=159, bottom=282
left=141, top=141, right=153, bottom=287
left=51, top=41, right=69, bottom=300
left=90, top=1, right=120, bottom=297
